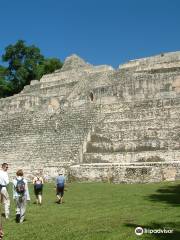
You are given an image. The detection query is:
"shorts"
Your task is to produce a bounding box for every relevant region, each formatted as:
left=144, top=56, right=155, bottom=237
left=34, top=186, right=43, bottom=196
left=56, top=186, right=64, bottom=197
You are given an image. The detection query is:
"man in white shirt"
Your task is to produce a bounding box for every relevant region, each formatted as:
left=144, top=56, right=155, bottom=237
left=0, top=163, right=10, bottom=219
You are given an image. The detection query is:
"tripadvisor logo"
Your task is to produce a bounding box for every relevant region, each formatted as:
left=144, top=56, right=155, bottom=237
left=135, top=227, right=143, bottom=235
left=135, top=226, right=173, bottom=235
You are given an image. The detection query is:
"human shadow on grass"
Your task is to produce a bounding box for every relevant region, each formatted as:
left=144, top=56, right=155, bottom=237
left=147, top=184, right=180, bottom=207
left=124, top=222, right=180, bottom=240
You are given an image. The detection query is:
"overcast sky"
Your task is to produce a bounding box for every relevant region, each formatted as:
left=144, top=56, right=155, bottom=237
left=1, top=0, right=180, bottom=68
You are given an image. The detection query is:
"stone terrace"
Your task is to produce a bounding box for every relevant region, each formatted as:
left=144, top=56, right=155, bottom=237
left=0, top=52, right=180, bottom=182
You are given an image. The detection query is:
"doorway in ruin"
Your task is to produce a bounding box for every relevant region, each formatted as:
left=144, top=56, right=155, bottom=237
left=89, top=92, right=94, bottom=101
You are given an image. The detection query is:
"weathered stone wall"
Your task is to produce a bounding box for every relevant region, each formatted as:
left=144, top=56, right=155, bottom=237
left=70, top=162, right=180, bottom=183
left=0, top=102, right=99, bottom=179
left=0, top=53, right=180, bottom=182
left=119, top=51, right=180, bottom=72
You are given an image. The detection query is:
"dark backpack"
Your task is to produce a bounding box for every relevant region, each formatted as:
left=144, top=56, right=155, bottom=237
left=16, top=178, right=25, bottom=195
left=34, top=178, right=43, bottom=190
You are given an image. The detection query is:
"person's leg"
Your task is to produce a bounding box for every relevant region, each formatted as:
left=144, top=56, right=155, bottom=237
left=1, top=188, right=10, bottom=219
left=15, top=197, right=21, bottom=223
left=56, top=194, right=61, bottom=203
left=0, top=193, right=3, bottom=203
left=38, top=194, right=42, bottom=205
left=34, top=187, right=38, bottom=204
left=36, top=195, right=39, bottom=204
left=60, top=187, right=64, bottom=204
left=4, top=197, right=10, bottom=219
left=20, top=197, right=26, bottom=223
left=56, top=186, right=61, bottom=203
left=60, top=196, right=63, bottom=204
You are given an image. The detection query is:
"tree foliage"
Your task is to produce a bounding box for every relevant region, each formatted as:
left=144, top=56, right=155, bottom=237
left=0, top=66, right=12, bottom=98
left=0, top=40, right=63, bottom=97
left=36, top=58, right=63, bottom=80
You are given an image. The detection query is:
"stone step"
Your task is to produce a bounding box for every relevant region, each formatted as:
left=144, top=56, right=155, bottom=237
left=96, top=118, right=180, bottom=131
left=83, top=150, right=180, bottom=163
left=86, top=139, right=179, bottom=152
left=99, top=97, right=180, bottom=113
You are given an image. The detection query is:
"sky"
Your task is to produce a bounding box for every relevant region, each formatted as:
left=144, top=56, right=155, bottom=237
left=0, top=0, right=180, bottom=68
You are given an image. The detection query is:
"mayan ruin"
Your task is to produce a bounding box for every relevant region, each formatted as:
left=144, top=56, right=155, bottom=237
left=0, top=52, right=180, bottom=183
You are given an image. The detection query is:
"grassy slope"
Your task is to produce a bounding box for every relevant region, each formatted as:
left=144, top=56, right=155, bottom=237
left=2, top=181, right=180, bottom=240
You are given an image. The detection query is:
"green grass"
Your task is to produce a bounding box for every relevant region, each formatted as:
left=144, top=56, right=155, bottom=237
left=2, top=181, right=180, bottom=240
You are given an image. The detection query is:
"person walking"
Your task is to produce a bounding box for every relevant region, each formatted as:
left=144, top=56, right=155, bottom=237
left=0, top=163, right=10, bottom=219
left=13, top=170, right=30, bottom=223
left=0, top=228, right=3, bottom=240
left=0, top=203, right=4, bottom=239
left=56, top=173, right=65, bottom=204
left=33, top=175, right=43, bottom=205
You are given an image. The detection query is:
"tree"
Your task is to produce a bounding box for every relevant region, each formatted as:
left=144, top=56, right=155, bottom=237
left=0, top=66, right=12, bottom=98
left=2, top=40, right=44, bottom=93
left=1, top=40, right=63, bottom=97
left=36, top=58, right=63, bottom=79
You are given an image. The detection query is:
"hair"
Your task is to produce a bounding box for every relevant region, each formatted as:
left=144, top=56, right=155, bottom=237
left=16, top=169, right=23, bottom=176
left=2, top=163, right=8, bottom=168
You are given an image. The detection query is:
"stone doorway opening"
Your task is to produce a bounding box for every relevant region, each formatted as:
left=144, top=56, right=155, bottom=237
left=89, top=92, right=94, bottom=101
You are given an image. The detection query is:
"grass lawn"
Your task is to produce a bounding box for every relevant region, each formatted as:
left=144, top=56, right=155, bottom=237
left=2, top=181, right=180, bottom=240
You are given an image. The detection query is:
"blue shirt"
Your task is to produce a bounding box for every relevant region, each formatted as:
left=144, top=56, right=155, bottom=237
left=56, top=175, right=65, bottom=187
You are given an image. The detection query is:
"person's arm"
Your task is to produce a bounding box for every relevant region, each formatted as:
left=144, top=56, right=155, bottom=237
left=64, top=177, right=67, bottom=189
left=32, top=177, right=36, bottom=185
left=55, top=177, right=58, bottom=188
left=12, top=180, right=16, bottom=199
left=41, top=177, right=44, bottom=184
left=5, top=172, right=9, bottom=185
left=25, top=180, right=30, bottom=201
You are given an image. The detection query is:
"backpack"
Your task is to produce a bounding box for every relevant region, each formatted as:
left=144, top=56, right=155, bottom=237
left=34, top=178, right=43, bottom=190
left=16, top=178, right=25, bottom=195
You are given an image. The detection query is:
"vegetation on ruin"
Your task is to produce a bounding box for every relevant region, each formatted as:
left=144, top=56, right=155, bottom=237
left=0, top=40, right=63, bottom=98
left=3, top=181, right=180, bottom=240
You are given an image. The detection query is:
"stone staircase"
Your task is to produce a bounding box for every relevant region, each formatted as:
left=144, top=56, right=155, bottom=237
left=73, top=97, right=180, bottom=182
left=0, top=52, right=180, bottom=182
left=0, top=101, right=100, bottom=179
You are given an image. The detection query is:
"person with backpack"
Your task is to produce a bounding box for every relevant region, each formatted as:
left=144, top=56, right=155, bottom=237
left=56, top=173, right=65, bottom=204
left=33, top=176, right=43, bottom=205
left=13, top=170, right=30, bottom=223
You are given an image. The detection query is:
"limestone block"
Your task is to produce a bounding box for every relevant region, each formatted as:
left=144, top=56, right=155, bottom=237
left=172, top=76, right=180, bottom=93
left=30, top=80, right=40, bottom=85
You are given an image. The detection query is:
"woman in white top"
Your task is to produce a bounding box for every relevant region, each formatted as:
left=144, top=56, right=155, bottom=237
left=13, top=169, right=30, bottom=223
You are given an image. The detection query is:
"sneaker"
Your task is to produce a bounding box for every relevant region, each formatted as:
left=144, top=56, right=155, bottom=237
left=20, top=214, right=25, bottom=223
left=16, top=214, right=20, bottom=223
left=20, top=217, right=24, bottom=223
